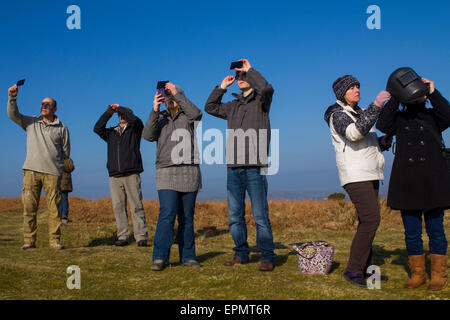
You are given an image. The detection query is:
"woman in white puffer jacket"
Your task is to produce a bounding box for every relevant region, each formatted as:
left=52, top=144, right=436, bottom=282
left=324, top=75, right=391, bottom=288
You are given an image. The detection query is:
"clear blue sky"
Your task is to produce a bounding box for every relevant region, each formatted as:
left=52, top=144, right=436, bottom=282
left=1, top=0, right=449, bottom=200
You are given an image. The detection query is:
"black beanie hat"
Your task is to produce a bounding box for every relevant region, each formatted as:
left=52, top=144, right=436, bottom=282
left=332, top=75, right=360, bottom=102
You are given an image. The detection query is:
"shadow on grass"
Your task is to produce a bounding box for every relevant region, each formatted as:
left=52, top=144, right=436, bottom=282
left=247, top=242, right=290, bottom=267
left=196, top=251, right=226, bottom=263
left=372, top=245, right=408, bottom=270
left=87, top=234, right=138, bottom=247
left=195, top=226, right=228, bottom=238
left=372, top=245, right=437, bottom=278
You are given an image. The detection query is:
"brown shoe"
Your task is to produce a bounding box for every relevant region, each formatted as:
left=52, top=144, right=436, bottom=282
left=259, top=261, right=274, bottom=272
left=224, top=257, right=246, bottom=266
left=182, top=260, right=201, bottom=268
left=428, top=254, right=448, bottom=291
left=404, top=254, right=426, bottom=289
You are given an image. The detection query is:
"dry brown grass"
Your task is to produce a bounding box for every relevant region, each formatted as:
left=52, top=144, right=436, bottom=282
left=0, top=196, right=418, bottom=231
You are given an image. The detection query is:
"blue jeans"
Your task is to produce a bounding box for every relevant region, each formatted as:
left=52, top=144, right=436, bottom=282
left=59, top=191, right=69, bottom=219
left=152, top=190, right=198, bottom=263
left=227, top=167, right=275, bottom=263
left=401, top=208, right=448, bottom=255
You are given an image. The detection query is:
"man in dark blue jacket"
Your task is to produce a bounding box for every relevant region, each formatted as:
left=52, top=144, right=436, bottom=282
left=94, top=104, right=148, bottom=247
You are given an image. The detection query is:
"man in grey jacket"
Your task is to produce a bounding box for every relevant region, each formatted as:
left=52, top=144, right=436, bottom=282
left=7, top=84, right=70, bottom=250
left=205, top=59, right=276, bottom=271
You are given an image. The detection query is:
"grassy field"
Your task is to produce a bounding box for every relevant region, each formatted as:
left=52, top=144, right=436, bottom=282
left=0, top=197, right=449, bottom=300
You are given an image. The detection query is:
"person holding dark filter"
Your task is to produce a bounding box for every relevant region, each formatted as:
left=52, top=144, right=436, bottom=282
left=204, top=59, right=276, bottom=272
left=142, top=82, right=202, bottom=271
left=377, top=76, right=450, bottom=291
left=94, top=104, right=148, bottom=247
left=7, top=84, right=70, bottom=250
left=59, top=157, right=75, bottom=224
left=324, top=75, right=392, bottom=287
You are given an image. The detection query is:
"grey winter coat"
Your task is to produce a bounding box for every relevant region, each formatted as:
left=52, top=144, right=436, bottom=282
left=204, top=68, right=274, bottom=167
left=142, top=88, right=202, bottom=169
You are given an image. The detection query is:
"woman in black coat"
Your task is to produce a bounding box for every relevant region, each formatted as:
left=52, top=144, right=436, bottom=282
left=376, top=78, right=450, bottom=291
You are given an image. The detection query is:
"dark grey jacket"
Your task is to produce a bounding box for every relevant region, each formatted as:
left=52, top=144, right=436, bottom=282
left=94, top=107, right=144, bottom=177
left=142, top=89, right=202, bottom=169
left=204, top=68, right=274, bottom=167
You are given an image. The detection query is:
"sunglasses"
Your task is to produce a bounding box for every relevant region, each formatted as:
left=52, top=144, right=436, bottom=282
left=41, top=102, right=54, bottom=109
left=235, top=71, right=248, bottom=81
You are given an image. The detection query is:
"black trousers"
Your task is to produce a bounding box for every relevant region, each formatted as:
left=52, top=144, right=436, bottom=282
left=343, top=180, right=381, bottom=274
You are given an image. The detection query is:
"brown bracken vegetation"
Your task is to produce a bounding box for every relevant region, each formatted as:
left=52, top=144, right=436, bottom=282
left=0, top=196, right=425, bottom=232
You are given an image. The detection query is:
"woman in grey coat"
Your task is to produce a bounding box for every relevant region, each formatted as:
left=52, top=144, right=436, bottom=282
left=142, top=82, right=202, bottom=271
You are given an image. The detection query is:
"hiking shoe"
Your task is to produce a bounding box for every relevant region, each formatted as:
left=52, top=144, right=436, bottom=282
left=137, top=240, right=148, bottom=247
left=259, top=261, right=274, bottom=272
left=343, top=271, right=367, bottom=288
left=50, top=243, right=65, bottom=250
left=151, top=260, right=168, bottom=271
left=182, top=260, right=201, bottom=268
left=61, top=218, right=69, bottom=224
left=21, top=244, right=36, bottom=250
left=224, top=257, right=247, bottom=266
left=115, top=239, right=129, bottom=247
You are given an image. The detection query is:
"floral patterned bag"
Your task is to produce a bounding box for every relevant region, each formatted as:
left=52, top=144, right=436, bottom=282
left=293, top=241, right=334, bottom=274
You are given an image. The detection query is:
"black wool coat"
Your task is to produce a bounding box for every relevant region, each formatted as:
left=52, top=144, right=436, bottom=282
left=376, top=90, right=450, bottom=211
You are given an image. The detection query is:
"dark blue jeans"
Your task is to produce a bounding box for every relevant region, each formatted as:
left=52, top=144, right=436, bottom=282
left=59, top=191, right=69, bottom=219
left=401, top=208, right=448, bottom=255
left=152, top=190, right=198, bottom=263
left=227, top=167, right=276, bottom=263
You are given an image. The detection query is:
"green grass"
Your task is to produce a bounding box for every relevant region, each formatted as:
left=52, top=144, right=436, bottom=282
left=0, top=210, right=449, bottom=300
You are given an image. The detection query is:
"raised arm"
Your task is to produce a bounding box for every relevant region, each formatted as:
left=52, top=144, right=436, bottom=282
left=420, top=78, right=450, bottom=132
left=334, top=91, right=390, bottom=141
left=429, top=90, right=450, bottom=132
left=116, top=106, right=139, bottom=125
left=246, top=68, right=274, bottom=111
left=376, top=96, right=400, bottom=135
left=142, top=92, right=163, bottom=142
left=7, top=84, right=35, bottom=130
left=93, top=106, right=114, bottom=142
left=166, top=83, right=202, bottom=122
left=142, top=111, right=161, bottom=142
left=235, top=59, right=274, bottom=112
left=204, top=76, right=236, bottom=120
left=331, top=105, right=381, bottom=142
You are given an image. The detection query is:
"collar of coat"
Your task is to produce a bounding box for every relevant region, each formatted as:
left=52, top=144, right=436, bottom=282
left=336, top=100, right=363, bottom=116
left=160, top=109, right=183, bottom=121
left=114, top=123, right=128, bottom=135
left=37, top=115, right=61, bottom=126
left=232, top=89, right=257, bottom=103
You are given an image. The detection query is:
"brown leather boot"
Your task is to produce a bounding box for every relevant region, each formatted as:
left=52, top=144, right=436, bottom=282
left=427, top=254, right=448, bottom=291
left=404, top=254, right=426, bottom=289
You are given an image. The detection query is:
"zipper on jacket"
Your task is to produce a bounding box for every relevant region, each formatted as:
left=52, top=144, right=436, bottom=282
left=117, top=141, right=121, bottom=172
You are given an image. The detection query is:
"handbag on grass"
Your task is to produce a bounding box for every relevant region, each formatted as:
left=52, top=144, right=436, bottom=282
left=293, top=241, right=334, bottom=274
